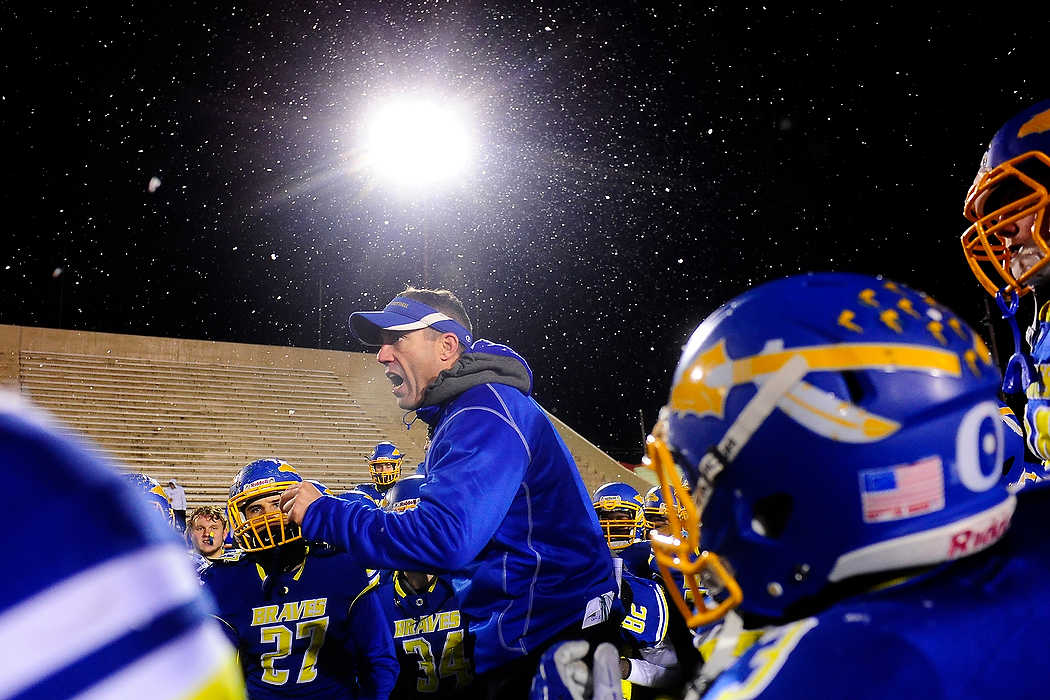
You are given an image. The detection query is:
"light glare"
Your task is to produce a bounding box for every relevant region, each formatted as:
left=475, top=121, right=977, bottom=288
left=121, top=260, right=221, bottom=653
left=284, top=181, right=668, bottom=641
left=364, top=98, right=472, bottom=186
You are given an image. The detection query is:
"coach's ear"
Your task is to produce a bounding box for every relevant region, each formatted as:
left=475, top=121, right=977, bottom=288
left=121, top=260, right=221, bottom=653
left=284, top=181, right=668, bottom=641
left=438, top=332, right=461, bottom=363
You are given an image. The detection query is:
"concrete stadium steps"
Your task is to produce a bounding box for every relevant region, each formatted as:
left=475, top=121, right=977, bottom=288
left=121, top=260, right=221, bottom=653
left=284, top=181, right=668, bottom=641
left=19, top=351, right=339, bottom=377
left=19, top=349, right=388, bottom=507
left=62, top=440, right=377, bottom=460
left=53, top=415, right=383, bottom=434
left=18, top=361, right=349, bottom=385
left=23, top=404, right=383, bottom=427
left=20, top=369, right=356, bottom=393
left=6, top=326, right=649, bottom=503
left=29, top=422, right=385, bottom=444
left=20, top=374, right=365, bottom=402
left=20, top=379, right=359, bottom=404
left=66, top=443, right=373, bottom=508
left=23, top=391, right=371, bottom=418
left=52, top=427, right=382, bottom=447
left=71, top=443, right=373, bottom=473
left=71, top=445, right=372, bottom=479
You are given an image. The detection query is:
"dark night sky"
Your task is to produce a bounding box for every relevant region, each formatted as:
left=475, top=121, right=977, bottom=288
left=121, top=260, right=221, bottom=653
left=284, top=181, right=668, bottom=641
left=2, top=2, right=1045, bottom=460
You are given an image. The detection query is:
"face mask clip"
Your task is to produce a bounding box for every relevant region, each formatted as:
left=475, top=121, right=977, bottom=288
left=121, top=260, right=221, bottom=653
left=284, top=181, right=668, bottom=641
left=997, top=287, right=1038, bottom=395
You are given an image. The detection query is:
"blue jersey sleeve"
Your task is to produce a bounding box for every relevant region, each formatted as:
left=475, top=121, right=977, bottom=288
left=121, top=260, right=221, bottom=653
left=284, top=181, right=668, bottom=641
left=343, top=584, right=398, bottom=699
left=0, top=398, right=245, bottom=700
left=302, top=407, right=529, bottom=571
left=620, top=574, right=671, bottom=649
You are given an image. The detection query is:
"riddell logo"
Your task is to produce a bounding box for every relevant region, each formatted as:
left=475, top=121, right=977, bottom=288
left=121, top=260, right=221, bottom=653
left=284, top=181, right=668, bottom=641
left=245, top=477, right=276, bottom=490
left=947, top=517, right=1010, bottom=558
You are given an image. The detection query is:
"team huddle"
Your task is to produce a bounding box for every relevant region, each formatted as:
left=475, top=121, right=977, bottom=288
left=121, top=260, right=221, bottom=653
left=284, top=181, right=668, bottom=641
left=6, top=99, right=1050, bottom=699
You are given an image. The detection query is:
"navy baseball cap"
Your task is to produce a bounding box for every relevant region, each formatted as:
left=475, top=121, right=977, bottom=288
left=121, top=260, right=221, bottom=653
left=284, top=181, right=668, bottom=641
left=349, top=296, right=474, bottom=348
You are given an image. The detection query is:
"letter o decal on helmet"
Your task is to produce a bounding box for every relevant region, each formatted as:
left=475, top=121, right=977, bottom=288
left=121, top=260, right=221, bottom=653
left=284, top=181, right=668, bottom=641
left=955, top=400, right=1003, bottom=493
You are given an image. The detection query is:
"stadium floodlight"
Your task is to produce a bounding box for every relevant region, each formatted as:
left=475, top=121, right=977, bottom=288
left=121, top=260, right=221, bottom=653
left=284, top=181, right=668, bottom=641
left=360, top=97, right=473, bottom=188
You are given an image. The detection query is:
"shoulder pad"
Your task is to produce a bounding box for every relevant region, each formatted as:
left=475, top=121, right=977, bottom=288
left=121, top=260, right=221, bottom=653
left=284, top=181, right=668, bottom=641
left=215, top=549, right=248, bottom=563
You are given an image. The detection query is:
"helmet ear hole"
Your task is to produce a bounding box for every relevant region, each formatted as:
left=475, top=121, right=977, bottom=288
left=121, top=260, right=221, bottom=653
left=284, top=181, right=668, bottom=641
left=751, top=492, right=793, bottom=539
left=840, top=371, right=868, bottom=405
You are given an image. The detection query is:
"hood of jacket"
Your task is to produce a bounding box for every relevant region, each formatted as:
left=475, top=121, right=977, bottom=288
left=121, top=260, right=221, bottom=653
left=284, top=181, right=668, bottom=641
left=414, top=339, right=533, bottom=424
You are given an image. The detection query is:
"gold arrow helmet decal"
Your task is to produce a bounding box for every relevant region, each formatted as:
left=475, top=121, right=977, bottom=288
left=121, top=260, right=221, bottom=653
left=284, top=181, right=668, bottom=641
left=670, top=340, right=966, bottom=443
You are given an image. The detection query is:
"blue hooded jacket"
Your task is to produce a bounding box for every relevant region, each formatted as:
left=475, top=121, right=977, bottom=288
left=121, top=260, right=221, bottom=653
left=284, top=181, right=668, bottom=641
left=302, top=340, right=617, bottom=672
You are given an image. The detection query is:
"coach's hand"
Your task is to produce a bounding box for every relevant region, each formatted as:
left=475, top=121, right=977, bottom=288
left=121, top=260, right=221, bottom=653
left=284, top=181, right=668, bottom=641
left=280, top=480, right=322, bottom=525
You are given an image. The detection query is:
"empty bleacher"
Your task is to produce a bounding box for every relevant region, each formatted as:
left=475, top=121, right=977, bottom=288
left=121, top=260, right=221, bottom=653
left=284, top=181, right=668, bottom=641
left=2, top=324, right=651, bottom=510
left=18, top=350, right=392, bottom=506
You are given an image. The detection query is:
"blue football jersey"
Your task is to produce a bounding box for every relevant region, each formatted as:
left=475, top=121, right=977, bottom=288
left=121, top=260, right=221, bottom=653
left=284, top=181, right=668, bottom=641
left=998, top=401, right=1050, bottom=493
left=0, top=395, right=245, bottom=699
left=201, top=548, right=397, bottom=699
left=619, top=570, right=670, bottom=650
left=352, top=483, right=385, bottom=504
left=703, top=488, right=1050, bottom=699
left=1011, top=303, right=1050, bottom=494
left=378, top=573, right=475, bottom=697
left=618, top=542, right=653, bottom=579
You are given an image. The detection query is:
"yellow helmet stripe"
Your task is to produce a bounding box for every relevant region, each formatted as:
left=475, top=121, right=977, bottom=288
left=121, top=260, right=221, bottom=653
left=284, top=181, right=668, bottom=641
left=672, top=341, right=962, bottom=420
left=731, top=343, right=961, bottom=383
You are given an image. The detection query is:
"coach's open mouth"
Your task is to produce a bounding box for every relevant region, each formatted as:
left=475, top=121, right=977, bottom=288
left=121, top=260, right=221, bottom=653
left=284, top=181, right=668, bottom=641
left=386, top=371, right=404, bottom=387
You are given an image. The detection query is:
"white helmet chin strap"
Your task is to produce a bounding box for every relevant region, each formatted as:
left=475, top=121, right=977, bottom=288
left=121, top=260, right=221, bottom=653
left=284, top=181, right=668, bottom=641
left=1025, top=287, right=1040, bottom=348
left=694, top=355, right=810, bottom=511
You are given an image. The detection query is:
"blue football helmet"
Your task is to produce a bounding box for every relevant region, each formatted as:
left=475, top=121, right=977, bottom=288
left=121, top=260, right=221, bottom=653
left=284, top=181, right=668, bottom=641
left=647, top=273, right=1014, bottom=629
left=962, top=99, right=1050, bottom=296
left=592, top=482, right=650, bottom=551
left=642, top=484, right=684, bottom=534
left=122, top=472, right=175, bottom=527
left=227, top=458, right=303, bottom=552
left=368, top=441, right=404, bottom=490
left=382, top=474, right=424, bottom=512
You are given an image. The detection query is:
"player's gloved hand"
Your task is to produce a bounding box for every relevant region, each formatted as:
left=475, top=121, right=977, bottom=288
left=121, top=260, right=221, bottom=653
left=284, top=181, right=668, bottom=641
left=530, top=640, right=623, bottom=700
left=1025, top=397, right=1050, bottom=460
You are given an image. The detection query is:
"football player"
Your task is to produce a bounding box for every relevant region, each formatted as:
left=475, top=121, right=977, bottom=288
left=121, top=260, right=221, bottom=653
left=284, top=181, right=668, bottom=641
left=641, top=485, right=680, bottom=540
left=352, top=441, right=405, bottom=503
left=201, top=458, right=398, bottom=698
left=646, top=273, right=1050, bottom=698
left=591, top=483, right=700, bottom=698
left=641, top=485, right=688, bottom=585
left=187, top=504, right=231, bottom=563
left=123, top=471, right=177, bottom=528
left=0, top=392, right=245, bottom=698
left=377, top=475, right=476, bottom=698
left=592, top=482, right=652, bottom=577
left=122, top=472, right=215, bottom=575
left=959, top=98, right=1050, bottom=490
